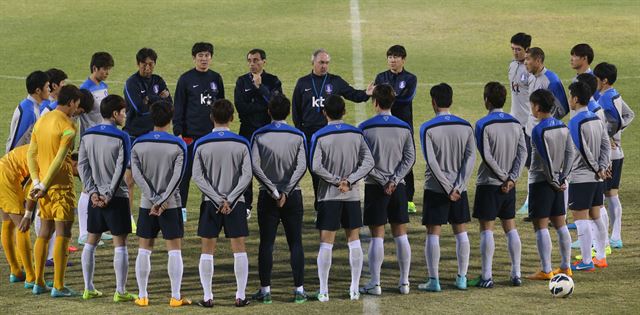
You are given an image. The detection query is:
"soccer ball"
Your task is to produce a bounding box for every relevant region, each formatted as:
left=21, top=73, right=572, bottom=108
left=549, top=273, right=574, bottom=298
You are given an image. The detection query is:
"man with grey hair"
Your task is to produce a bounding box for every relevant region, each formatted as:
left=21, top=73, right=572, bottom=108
left=292, top=49, right=374, bottom=211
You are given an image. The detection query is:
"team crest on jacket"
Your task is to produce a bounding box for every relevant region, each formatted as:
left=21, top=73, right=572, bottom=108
left=383, top=116, right=389, bottom=121
left=399, top=80, right=406, bottom=89
left=154, top=134, right=160, bottom=139
left=335, top=124, right=342, bottom=129
left=275, top=122, right=282, bottom=128
left=325, top=84, right=333, bottom=94
left=218, top=132, right=224, bottom=136
left=153, top=84, right=159, bottom=94
left=445, top=115, right=451, bottom=120
left=210, top=82, right=218, bottom=92
left=499, top=113, right=504, bottom=118
left=100, top=125, right=106, bottom=130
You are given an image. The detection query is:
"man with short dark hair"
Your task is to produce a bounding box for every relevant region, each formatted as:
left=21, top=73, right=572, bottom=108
left=235, top=48, right=283, bottom=217
left=570, top=43, right=594, bottom=80
left=373, top=45, right=418, bottom=213
left=6, top=71, right=50, bottom=153
left=468, top=82, right=526, bottom=288
left=293, top=49, right=374, bottom=211
left=417, top=83, right=475, bottom=292
left=41, top=68, right=67, bottom=115
left=250, top=94, right=308, bottom=304
left=173, top=42, right=225, bottom=220
left=525, top=47, right=569, bottom=123
left=192, top=99, right=253, bottom=308
left=358, top=84, right=415, bottom=295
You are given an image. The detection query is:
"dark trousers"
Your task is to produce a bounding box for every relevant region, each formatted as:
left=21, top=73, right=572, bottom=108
left=257, top=190, right=305, bottom=287
left=390, top=108, right=415, bottom=202
left=179, top=140, right=196, bottom=208
left=240, top=127, right=257, bottom=210
left=304, top=131, right=320, bottom=211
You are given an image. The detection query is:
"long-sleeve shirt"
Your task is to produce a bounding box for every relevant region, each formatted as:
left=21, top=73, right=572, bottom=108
left=474, top=109, right=527, bottom=186
left=234, top=71, right=283, bottom=139
left=588, top=98, right=606, bottom=122
left=373, top=69, right=417, bottom=126
left=358, top=112, right=415, bottom=186
left=172, top=68, right=224, bottom=138
left=292, top=72, right=369, bottom=137
left=597, top=87, right=635, bottom=160
left=131, top=131, right=186, bottom=209
left=79, top=78, right=109, bottom=135
left=309, top=120, right=374, bottom=202
left=529, top=117, right=574, bottom=189
left=123, top=72, right=172, bottom=137
left=0, top=145, right=31, bottom=185
left=526, top=67, right=569, bottom=135
left=508, top=60, right=531, bottom=126
left=419, top=112, right=476, bottom=194
left=6, top=95, right=41, bottom=153
left=568, top=107, right=610, bottom=184
left=78, top=123, right=131, bottom=201
left=192, top=127, right=252, bottom=209
left=251, top=121, right=307, bottom=199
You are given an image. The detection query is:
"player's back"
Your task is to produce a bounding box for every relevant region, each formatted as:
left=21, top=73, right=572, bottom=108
left=475, top=111, right=524, bottom=185
left=31, top=109, right=76, bottom=188
left=251, top=122, right=306, bottom=188
left=529, top=117, right=571, bottom=184
left=79, top=124, right=130, bottom=197
left=0, top=145, right=30, bottom=182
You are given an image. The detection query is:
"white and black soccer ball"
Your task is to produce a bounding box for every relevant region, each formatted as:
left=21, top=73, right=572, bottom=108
left=549, top=273, right=574, bottom=298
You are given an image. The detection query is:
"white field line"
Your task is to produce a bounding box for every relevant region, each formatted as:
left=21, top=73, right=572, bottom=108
left=349, top=0, right=367, bottom=125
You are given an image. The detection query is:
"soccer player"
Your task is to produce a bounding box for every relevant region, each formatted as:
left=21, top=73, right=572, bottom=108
left=6, top=70, right=49, bottom=153
left=524, top=89, right=574, bottom=281
left=40, top=68, right=68, bottom=115
left=525, top=47, right=569, bottom=123
left=235, top=48, right=283, bottom=218
left=577, top=73, right=606, bottom=121
left=469, top=82, right=526, bottom=288
left=508, top=32, right=533, bottom=215
left=570, top=43, right=594, bottom=81
left=77, top=94, right=136, bottom=301
left=130, top=100, right=189, bottom=307
left=594, top=62, right=635, bottom=249
left=78, top=51, right=115, bottom=246
left=292, top=48, right=374, bottom=211
left=373, top=45, right=418, bottom=213
left=191, top=99, right=253, bottom=308
left=310, top=95, right=374, bottom=302
left=417, top=83, right=475, bottom=292
left=358, top=84, right=415, bottom=295
left=173, top=42, right=224, bottom=219
left=28, top=84, right=93, bottom=297
left=0, top=145, right=37, bottom=287
left=566, top=81, right=611, bottom=272
left=250, top=95, right=308, bottom=304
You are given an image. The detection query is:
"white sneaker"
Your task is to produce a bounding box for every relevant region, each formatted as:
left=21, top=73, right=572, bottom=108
left=349, top=291, right=360, bottom=301
left=246, top=208, right=252, bottom=219
left=359, top=283, right=381, bottom=296
left=316, top=293, right=329, bottom=302
left=398, top=283, right=410, bottom=295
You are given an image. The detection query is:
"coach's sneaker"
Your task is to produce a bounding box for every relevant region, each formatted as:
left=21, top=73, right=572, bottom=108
left=294, top=290, right=308, bottom=304
left=455, top=275, right=467, bottom=290
left=359, top=283, right=382, bottom=296
left=571, top=260, right=595, bottom=272
left=593, top=257, right=608, bottom=268
left=606, top=245, right=612, bottom=255
left=234, top=298, right=250, bottom=307
left=45, top=258, right=74, bottom=267
left=517, top=201, right=528, bottom=215
left=32, top=283, right=51, bottom=295
left=315, top=292, right=329, bottom=302
left=610, top=239, right=623, bottom=249
left=9, top=273, right=25, bottom=283
left=570, top=239, right=582, bottom=249
left=169, top=297, right=192, bottom=307
left=566, top=222, right=577, bottom=230
left=552, top=267, right=573, bottom=277
left=51, top=286, right=79, bottom=297
left=68, top=245, right=78, bottom=253
left=197, top=299, right=214, bottom=308
left=113, top=291, right=137, bottom=302
left=407, top=201, right=417, bottom=213
left=134, top=297, right=149, bottom=307
left=100, top=232, right=113, bottom=241
left=252, top=289, right=272, bottom=304
left=510, top=276, right=522, bottom=286
left=398, top=283, right=410, bottom=294
left=418, top=278, right=441, bottom=292
left=246, top=207, right=252, bottom=219
left=82, top=288, right=103, bottom=300
left=525, top=271, right=553, bottom=280
left=78, top=235, right=104, bottom=247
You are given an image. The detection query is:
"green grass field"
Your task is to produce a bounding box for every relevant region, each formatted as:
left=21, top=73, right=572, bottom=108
left=1, top=0, right=639, bottom=314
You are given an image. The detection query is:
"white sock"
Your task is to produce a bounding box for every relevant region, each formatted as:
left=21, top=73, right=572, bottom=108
left=505, top=229, right=521, bottom=277
left=199, top=254, right=214, bottom=301
left=81, top=243, right=96, bottom=290
left=575, top=220, right=593, bottom=264
left=368, top=237, right=383, bottom=285
left=480, top=230, right=494, bottom=280
left=563, top=188, right=569, bottom=213
left=535, top=229, right=552, bottom=273
left=593, top=218, right=607, bottom=260
left=135, top=248, right=152, bottom=298
left=599, top=207, right=610, bottom=245
left=394, top=234, right=411, bottom=286
left=455, top=232, right=470, bottom=277
left=114, top=246, right=128, bottom=294
left=234, top=252, right=248, bottom=300
left=348, top=240, right=363, bottom=293
left=295, top=285, right=304, bottom=293
left=607, top=195, right=622, bottom=241
left=167, top=250, right=183, bottom=300
left=78, top=192, right=89, bottom=240
left=556, top=225, right=572, bottom=270
left=425, top=234, right=440, bottom=279
left=317, top=243, right=333, bottom=295
left=261, top=286, right=270, bottom=294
